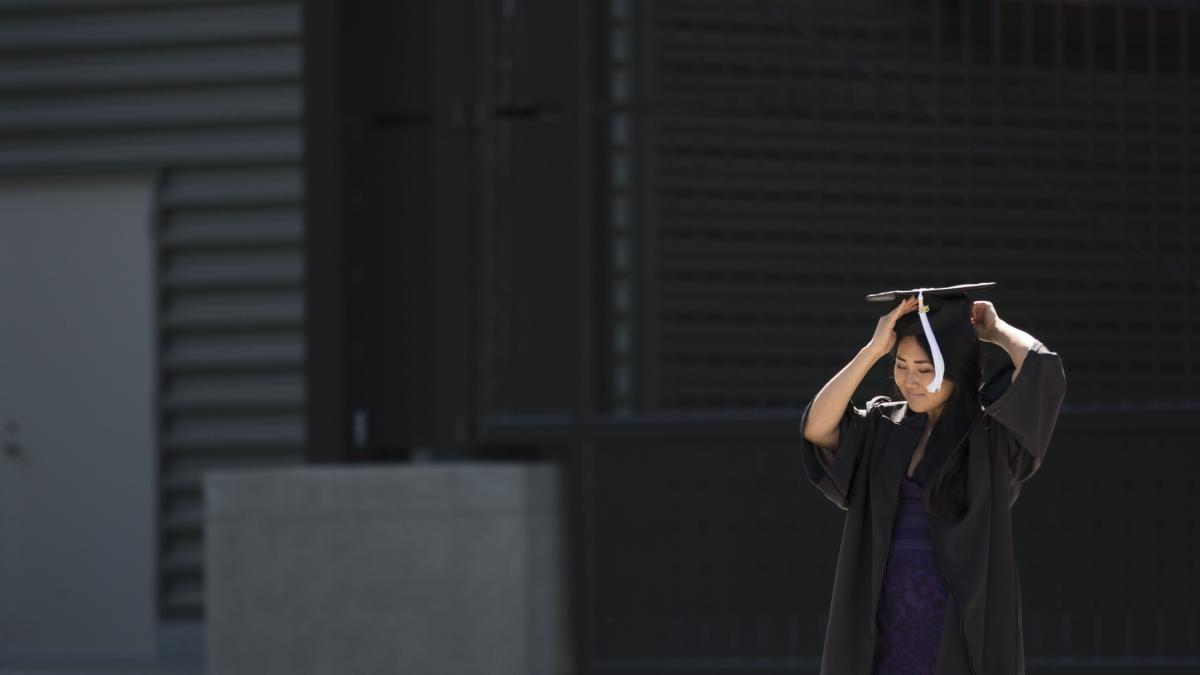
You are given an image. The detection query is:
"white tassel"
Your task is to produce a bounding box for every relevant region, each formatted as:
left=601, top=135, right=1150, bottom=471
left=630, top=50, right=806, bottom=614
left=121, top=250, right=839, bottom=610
left=916, top=289, right=945, bottom=393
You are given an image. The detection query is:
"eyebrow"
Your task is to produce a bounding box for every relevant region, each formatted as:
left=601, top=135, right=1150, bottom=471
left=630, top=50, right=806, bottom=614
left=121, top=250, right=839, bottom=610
left=895, top=356, right=932, bottom=365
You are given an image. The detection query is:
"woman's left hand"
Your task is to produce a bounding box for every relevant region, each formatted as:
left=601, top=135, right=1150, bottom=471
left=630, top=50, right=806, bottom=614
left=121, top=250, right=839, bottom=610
left=971, top=300, right=1001, bottom=342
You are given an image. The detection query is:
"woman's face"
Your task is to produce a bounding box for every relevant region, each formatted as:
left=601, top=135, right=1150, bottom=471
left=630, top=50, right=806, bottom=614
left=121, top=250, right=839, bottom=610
left=893, top=335, right=956, bottom=415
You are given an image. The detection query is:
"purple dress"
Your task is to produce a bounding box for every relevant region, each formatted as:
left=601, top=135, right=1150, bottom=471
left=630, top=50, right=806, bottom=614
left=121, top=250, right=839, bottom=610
left=872, top=471, right=950, bottom=675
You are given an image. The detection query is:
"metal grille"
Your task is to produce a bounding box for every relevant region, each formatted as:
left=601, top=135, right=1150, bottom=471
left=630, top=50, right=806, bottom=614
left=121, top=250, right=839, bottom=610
left=0, top=0, right=304, bottom=620
left=618, top=0, right=1198, bottom=412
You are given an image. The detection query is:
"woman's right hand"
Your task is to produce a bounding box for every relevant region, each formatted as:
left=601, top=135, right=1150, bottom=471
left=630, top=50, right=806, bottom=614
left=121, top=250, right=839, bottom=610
left=866, top=295, right=920, bottom=359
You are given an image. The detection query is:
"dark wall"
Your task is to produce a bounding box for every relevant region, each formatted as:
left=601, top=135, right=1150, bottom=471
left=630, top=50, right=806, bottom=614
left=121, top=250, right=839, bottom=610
left=305, top=0, right=594, bottom=461
left=574, top=0, right=1200, bottom=670
left=307, top=0, right=1200, bottom=671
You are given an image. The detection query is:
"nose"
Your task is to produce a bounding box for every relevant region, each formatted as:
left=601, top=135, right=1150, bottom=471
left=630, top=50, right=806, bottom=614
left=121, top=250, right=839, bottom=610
left=902, top=369, right=922, bottom=392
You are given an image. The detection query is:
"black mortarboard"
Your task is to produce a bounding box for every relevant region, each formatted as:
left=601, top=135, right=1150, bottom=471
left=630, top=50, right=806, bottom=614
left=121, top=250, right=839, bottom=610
left=864, top=282, right=997, bottom=393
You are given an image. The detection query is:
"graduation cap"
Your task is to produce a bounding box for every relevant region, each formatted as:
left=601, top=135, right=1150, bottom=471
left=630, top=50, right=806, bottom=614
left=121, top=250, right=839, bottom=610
left=864, top=282, right=997, bottom=393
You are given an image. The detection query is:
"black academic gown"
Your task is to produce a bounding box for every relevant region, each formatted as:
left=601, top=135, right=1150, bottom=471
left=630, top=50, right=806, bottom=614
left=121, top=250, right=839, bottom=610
left=799, top=340, right=1067, bottom=675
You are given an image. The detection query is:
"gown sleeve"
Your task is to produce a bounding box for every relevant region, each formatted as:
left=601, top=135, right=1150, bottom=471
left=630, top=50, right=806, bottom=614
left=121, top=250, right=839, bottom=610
left=980, top=339, right=1068, bottom=483
left=798, top=394, right=891, bottom=510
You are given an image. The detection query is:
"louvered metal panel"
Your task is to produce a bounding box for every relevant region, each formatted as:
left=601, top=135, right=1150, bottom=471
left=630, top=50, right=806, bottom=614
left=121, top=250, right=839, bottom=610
left=0, top=4, right=297, bottom=53
left=0, top=1, right=301, bottom=175
left=157, top=164, right=304, bottom=618
left=0, top=0, right=304, bottom=620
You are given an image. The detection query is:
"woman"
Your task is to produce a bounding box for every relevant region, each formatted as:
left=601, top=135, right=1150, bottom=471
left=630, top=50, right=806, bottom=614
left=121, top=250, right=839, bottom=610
left=799, top=285, right=1067, bottom=675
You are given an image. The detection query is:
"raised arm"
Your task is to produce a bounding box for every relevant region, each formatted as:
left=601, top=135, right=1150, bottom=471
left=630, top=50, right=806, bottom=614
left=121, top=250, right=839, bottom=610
left=970, top=300, right=1038, bottom=380
left=804, top=296, right=920, bottom=450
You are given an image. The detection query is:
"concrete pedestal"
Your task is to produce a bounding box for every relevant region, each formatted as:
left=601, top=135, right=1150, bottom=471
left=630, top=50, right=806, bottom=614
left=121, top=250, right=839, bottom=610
left=204, top=462, right=571, bottom=675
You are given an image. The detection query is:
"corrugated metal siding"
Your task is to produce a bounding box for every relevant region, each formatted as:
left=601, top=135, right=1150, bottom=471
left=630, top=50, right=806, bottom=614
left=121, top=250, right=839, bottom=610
left=157, top=164, right=304, bottom=618
left=0, top=1, right=301, bottom=174
left=0, top=0, right=304, bottom=619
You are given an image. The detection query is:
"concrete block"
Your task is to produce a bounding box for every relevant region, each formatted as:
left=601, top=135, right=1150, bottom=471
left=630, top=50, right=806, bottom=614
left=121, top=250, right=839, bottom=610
left=204, top=462, right=571, bottom=675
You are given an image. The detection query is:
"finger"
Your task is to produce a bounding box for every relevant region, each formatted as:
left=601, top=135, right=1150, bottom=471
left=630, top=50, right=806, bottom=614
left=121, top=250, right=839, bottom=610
left=892, top=299, right=915, bottom=316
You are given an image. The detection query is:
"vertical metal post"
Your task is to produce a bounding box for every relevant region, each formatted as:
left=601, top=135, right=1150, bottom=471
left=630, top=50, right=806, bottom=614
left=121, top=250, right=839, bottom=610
left=574, top=3, right=601, bottom=672
left=303, top=0, right=349, bottom=463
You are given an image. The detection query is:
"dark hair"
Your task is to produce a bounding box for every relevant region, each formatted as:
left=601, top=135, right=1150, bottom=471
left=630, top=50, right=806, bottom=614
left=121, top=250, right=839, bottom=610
left=889, top=321, right=984, bottom=520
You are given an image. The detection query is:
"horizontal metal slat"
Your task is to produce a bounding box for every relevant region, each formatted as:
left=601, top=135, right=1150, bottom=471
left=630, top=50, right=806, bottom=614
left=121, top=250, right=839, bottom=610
left=0, top=0, right=246, bottom=14
left=162, top=333, right=303, bottom=371
left=162, top=454, right=302, bottom=494
left=163, top=548, right=203, bottom=575
left=159, top=165, right=301, bottom=208
left=160, top=581, right=203, bottom=618
left=162, top=504, right=204, bottom=534
left=0, top=3, right=299, bottom=55
left=162, top=213, right=302, bottom=250
left=164, top=423, right=303, bottom=453
left=162, top=372, right=303, bottom=408
left=0, top=43, right=299, bottom=94
left=162, top=305, right=302, bottom=332
left=0, top=125, right=300, bottom=174
left=161, top=246, right=302, bottom=289
left=162, top=288, right=303, bottom=331
left=0, top=84, right=300, bottom=136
